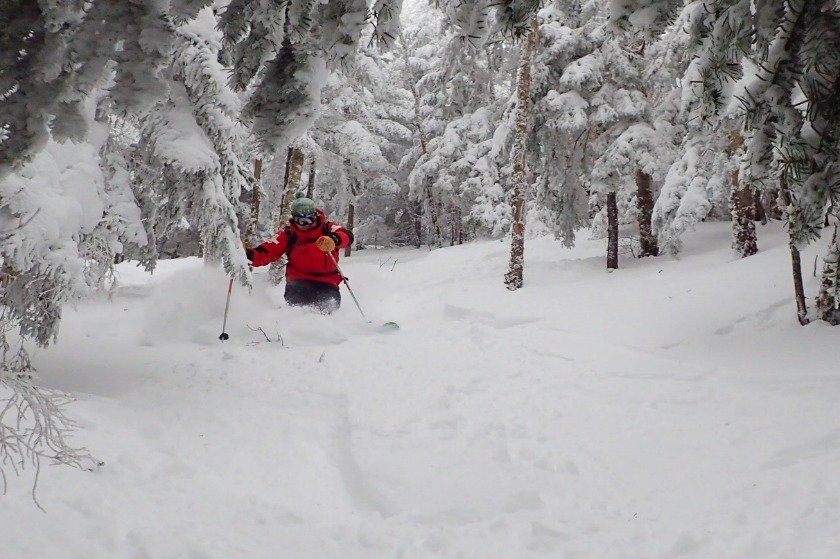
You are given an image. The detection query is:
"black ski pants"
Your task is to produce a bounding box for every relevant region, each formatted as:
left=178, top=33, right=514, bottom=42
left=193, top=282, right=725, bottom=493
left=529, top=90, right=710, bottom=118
left=284, top=279, right=341, bottom=314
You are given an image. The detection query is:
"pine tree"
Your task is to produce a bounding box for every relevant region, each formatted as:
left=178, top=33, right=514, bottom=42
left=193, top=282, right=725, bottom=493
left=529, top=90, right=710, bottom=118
left=311, top=47, right=412, bottom=248
left=647, top=2, right=716, bottom=255
left=132, top=8, right=253, bottom=283
left=0, top=91, right=144, bottom=489
left=617, top=0, right=840, bottom=324
left=653, top=137, right=715, bottom=255
left=219, top=0, right=402, bottom=153
left=529, top=0, right=602, bottom=248
left=0, top=0, right=182, bottom=179
left=401, top=20, right=456, bottom=247
left=0, top=0, right=187, bottom=348
left=698, top=1, right=840, bottom=324
left=589, top=32, right=674, bottom=267
left=401, top=15, right=504, bottom=245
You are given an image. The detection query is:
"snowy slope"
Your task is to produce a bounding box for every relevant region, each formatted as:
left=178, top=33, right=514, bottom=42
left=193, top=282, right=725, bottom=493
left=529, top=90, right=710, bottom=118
left=4, top=222, right=840, bottom=558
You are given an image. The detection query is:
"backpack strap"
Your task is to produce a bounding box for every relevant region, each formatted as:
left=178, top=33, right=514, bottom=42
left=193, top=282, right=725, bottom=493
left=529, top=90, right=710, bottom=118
left=283, top=226, right=297, bottom=257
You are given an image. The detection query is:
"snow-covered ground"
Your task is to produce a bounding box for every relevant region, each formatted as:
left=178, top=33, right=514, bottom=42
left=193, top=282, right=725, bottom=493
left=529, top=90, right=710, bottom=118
left=4, top=222, right=840, bottom=558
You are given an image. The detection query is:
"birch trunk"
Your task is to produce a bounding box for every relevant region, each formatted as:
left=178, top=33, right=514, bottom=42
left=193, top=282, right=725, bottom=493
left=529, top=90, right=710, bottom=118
left=270, top=147, right=306, bottom=284
left=816, top=224, right=840, bottom=324
left=504, top=18, right=538, bottom=290
left=306, top=158, right=316, bottom=198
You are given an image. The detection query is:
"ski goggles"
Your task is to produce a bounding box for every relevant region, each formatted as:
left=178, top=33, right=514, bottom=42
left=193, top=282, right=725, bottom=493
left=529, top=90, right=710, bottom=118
left=291, top=213, right=318, bottom=226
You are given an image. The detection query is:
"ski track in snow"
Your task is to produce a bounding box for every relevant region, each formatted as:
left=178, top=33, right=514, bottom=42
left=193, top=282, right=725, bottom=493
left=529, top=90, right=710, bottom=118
left=4, top=222, right=840, bottom=558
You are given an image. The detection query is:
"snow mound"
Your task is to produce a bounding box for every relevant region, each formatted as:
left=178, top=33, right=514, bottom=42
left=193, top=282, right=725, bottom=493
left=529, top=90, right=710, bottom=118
left=6, top=223, right=840, bottom=559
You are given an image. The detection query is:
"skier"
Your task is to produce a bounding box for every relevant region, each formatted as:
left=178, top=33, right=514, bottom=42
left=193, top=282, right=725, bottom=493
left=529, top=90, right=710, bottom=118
left=245, top=194, right=353, bottom=314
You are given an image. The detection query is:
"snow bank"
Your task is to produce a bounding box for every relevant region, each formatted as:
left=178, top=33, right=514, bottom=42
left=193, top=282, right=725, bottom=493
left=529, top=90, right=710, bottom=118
left=4, top=222, right=840, bottom=558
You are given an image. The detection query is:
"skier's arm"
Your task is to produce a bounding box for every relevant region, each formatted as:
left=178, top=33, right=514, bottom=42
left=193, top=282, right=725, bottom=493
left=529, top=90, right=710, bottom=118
left=246, top=230, right=289, bottom=267
left=326, top=223, right=353, bottom=249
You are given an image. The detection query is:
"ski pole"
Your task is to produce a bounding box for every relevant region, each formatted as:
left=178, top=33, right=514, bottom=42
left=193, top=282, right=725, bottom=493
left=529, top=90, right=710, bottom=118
left=219, top=276, right=234, bottom=341
left=327, top=252, right=366, bottom=319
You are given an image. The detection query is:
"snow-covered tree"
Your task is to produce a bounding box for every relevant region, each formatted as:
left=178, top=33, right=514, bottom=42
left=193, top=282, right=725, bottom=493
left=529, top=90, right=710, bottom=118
left=219, top=0, right=405, bottom=153
left=400, top=15, right=457, bottom=247
left=427, top=0, right=543, bottom=286
left=310, top=49, right=412, bottom=248
left=131, top=8, right=253, bottom=282
left=0, top=1, right=408, bottom=486
left=588, top=27, right=680, bottom=268
left=0, top=0, right=178, bottom=179
left=608, top=0, right=683, bottom=37
left=649, top=3, right=730, bottom=256
left=643, top=3, right=758, bottom=259
left=396, top=5, right=507, bottom=246
left=618, top=0, right=840, bottom=324
left=528, top=0, right=602, bottom=248
left=0, top=94, right=132, bottom=490
left=653, top=127, right=740, bottom=256
left=407, top=40, right=509, bottom=245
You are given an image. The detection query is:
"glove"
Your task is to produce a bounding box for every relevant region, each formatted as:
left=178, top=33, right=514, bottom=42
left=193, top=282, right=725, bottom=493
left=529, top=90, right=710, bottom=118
left=315, top=234, right=338, bottom=252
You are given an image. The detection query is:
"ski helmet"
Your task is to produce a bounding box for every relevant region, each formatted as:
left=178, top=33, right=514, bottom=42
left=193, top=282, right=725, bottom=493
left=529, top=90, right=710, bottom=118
left=290, top=192, right=317, bottom=218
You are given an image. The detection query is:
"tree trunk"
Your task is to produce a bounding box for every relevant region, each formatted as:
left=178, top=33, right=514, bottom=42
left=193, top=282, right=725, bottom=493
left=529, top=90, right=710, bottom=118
left=789, top=244, right=809, bottom=325
left=413, top=200, right=422, bottom=247
left=425, top=186, right=443, bottom=248
left=456, top=207, right=463, bottom=245
left=245, top=158, right=262, bottom=244
left=270, top=147, right=306, bottom=284
left=730, top=168, right=758, bottom=258
left=283, top=148, right=305, bottom=216
left=607, top=191, right=619, bottom=270
left=278, top=147, right=305, bottom=224
left=727, top=130, right=758, bottom=258
left=282, top=146, right=293, bottom=194
left=449, top=205, right=456, bottom=247
left=504, top=17, right=538, bottom=291
left=345, top=203, right=355, bottom=258
left=764, top=189, right=782, bottom=220
left=779, top=177, right=809, bottom=324
left=306, top=158, right=316, bottom=198
left=753, top=189, right=768, bottom=224
left=816, top=224, right=840, bottom=324
left=635, top=169, right=658, bottom=257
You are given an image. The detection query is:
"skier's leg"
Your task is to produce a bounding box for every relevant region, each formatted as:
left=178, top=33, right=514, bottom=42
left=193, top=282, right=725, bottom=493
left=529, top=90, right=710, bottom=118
left=285, top=280, right=339, bottom=312
left=312, top=283, right=341, bottom=314
left=284, top=280, right=314, bottom=307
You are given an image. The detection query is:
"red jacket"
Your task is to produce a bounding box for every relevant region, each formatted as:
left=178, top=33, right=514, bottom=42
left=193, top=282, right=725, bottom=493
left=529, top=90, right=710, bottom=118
left=247, top=210, right=353, bottom=287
